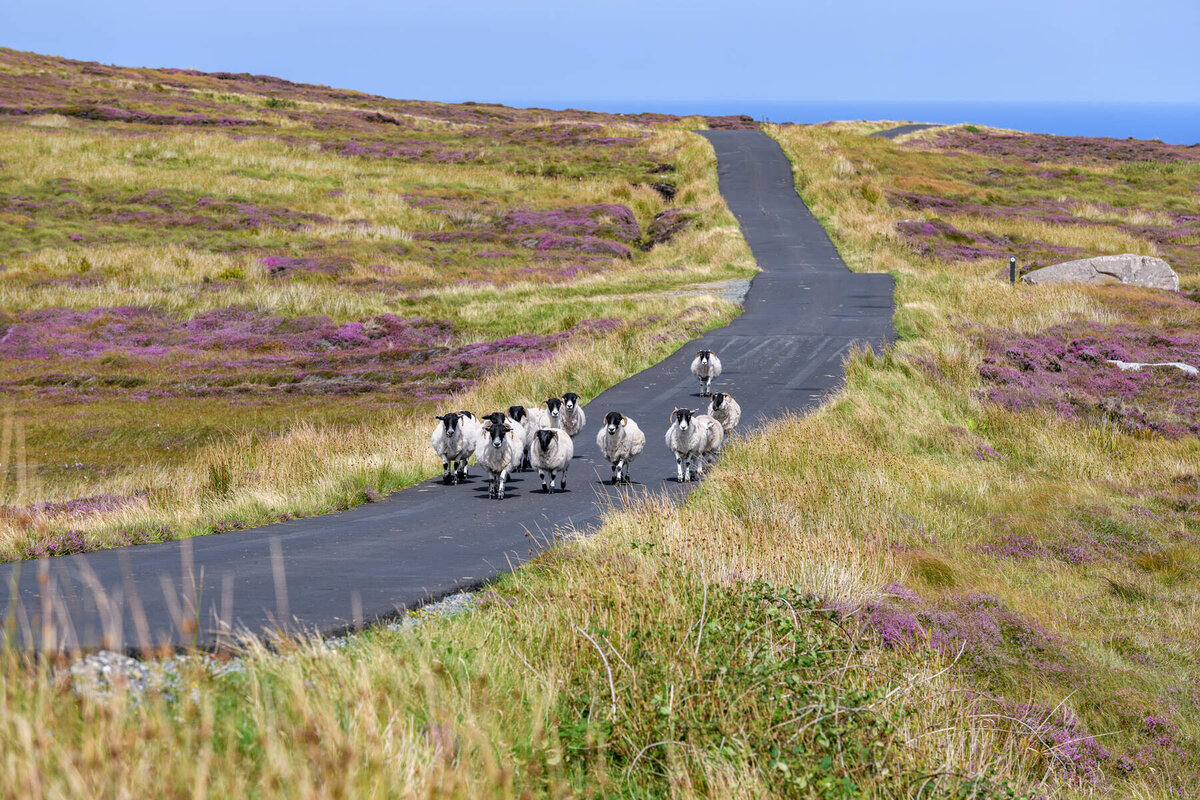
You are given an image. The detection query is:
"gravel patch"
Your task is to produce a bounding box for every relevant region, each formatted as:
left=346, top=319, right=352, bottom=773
left=64, top=590, right=480, bottom=703
left=670, top=278, right=751, bottom=304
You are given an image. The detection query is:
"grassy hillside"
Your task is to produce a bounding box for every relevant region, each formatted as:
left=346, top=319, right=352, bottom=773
left=3, top=49, right=1199, bottom=798
left=0, top=48, right=756, bottom=560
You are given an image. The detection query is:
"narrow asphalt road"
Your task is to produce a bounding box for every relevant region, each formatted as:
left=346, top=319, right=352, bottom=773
left=1, top=130, right=894, bottom=652
left=870, top=123, right=942, bottom=139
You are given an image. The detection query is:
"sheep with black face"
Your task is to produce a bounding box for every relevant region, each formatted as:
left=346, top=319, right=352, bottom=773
left=595, top=411, right=645, bottom=484
left=664, top=408, right=724, bottom=482
left=529, top=428, right=573, bottom=494
left=430, top=411, right=479, bottom=485
left=477, top=419, right=520, bottom=499
left=690, top=349, right=722, bottom=397
left=706, top=392, right=741, bottom=434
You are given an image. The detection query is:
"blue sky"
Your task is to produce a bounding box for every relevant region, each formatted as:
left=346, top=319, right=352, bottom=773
left=3, top=0, right=1197, bottom=106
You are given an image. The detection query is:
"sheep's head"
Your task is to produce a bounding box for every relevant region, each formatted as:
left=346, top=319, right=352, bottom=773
left=534, top=428, right=557, bottom=451
left=711, top=393, right=727, bottom=410
left=436, top=412, right=461, bottom=435
left=545, top=397, right=563, bottom=419
left=485, top=422, right=512, bottom=448
left=671, top=408, right=698, bottom=430
left=696, top=349, right=714, bottom=363
left=603, top=411, right=625, bottom=434
left=507, top=405, right=528, bottom=422
left=562, top=392, right=581, bottom=409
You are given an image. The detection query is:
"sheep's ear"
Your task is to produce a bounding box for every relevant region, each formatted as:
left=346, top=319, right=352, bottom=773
left=691, top=409, right=699, bottom=414
left=435, top=415, right=445, bottom=421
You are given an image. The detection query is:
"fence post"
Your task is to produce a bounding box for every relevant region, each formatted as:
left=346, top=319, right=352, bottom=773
left=1010, top=256, right=1017, bottom=285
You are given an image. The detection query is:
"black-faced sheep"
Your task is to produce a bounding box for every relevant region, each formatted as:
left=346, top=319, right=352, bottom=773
left=430, top=411, right=479, bottom=484
left=595, top=411, right=645, bottom=484
left=529, top=428, right=573, bottom=493
left=690, top=349, right=722, bottom=397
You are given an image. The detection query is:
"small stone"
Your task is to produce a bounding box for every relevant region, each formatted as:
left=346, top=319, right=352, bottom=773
left=1023, top=254, right=1178, bottom=291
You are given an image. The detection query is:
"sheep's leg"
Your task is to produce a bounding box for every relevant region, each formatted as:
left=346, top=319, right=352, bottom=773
left=676, top=455, right=685, bottom=482
left=611, top=463, right=618, bottom=485
left=488, top=474, right=497, bottom=498
left=539, top=469, right=549, bottom=494
left=442, top=459, right=453, bottom=485
left=496, top=469, right=507, bottom=500
left=559, top=469, right=566, bottom=491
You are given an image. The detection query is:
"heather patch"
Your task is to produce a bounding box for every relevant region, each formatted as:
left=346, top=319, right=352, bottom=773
left=498, top=203, right=640, bottom=243
left=918, top=128, right=1200, bottom=165
left=976, top=321, right=1200, bottom=437
left=895, top=217, right=1081, bottom=265
left=0, top=306, right=621, bottom=402
left=33, top=104, right=257, bottom=127
left=994, top=699, right=1112, bottom=785
left=861, top=589, right=1073, bottom=683
left=978, top=515, right=1161, bottom=565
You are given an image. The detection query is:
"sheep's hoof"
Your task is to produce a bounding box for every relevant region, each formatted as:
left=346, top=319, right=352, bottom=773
left=560, top=480, right=566, bottom=490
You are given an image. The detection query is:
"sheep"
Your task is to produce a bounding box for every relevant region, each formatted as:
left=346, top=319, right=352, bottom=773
left=529, top=428, right=574, bottom=493
left=430, top=411, right=479, bottom=484
left=698, top=412, right=725, bottom=470
left=480, top=411, right=525, bottom=467
left=664, top=408, right=704, bottom=482
left=545, top=393, right=586, bottom=437
left=559, top=392, right=587, bottom=437
left=690, top=349, right=722, bottom=397
left=706, top=392, right=741, bottom=434
left=595, top=411, right=645, bottom=484
left=507, top=405, right=547, bottom=470
left=476, top=419, right=520, bottom=499
left=664, top=408, right=724, bottom=482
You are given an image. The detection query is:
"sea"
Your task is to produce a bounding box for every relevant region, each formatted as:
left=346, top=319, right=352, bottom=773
left=532, top=101, right=1200, bottom=146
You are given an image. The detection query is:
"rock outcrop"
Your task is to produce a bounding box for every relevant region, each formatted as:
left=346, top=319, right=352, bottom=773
left=1023, top=254, right=1178, bottom=291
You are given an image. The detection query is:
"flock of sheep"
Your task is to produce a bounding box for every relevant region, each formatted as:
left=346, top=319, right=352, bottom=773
left=430, top=349, right=741, bottom=499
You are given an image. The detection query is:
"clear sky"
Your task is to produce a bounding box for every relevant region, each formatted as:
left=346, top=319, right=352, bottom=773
left=3, top=0, right=1198, bottom=107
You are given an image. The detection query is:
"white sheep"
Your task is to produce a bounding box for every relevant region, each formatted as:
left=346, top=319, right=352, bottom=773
left=664, top=408, right=724, bottom=482
left=707, top=392, right=741, bottom=434
left=559, top=392, right=587, bottom=437
left=529, top=428, right=574, bottom=493
left=476, top=419, right=520, bottom=499
left=691, top=349, right=722, bottom=397
left=595, top=411, right=645, bottom=484
left=430, top=411, right=479, bottom=485
left=507, top=405, right=547, bottom=471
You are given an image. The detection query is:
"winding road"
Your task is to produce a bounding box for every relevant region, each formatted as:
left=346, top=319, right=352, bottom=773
left=1, top=130, right=894, bottom=652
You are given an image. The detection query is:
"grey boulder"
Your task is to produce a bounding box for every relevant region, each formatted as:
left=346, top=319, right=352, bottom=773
left=1023, top=254, right=1178, bottom=291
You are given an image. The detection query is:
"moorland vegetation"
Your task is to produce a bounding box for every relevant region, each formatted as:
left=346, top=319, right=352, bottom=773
left=2, top=49, right=1199, bottom=798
